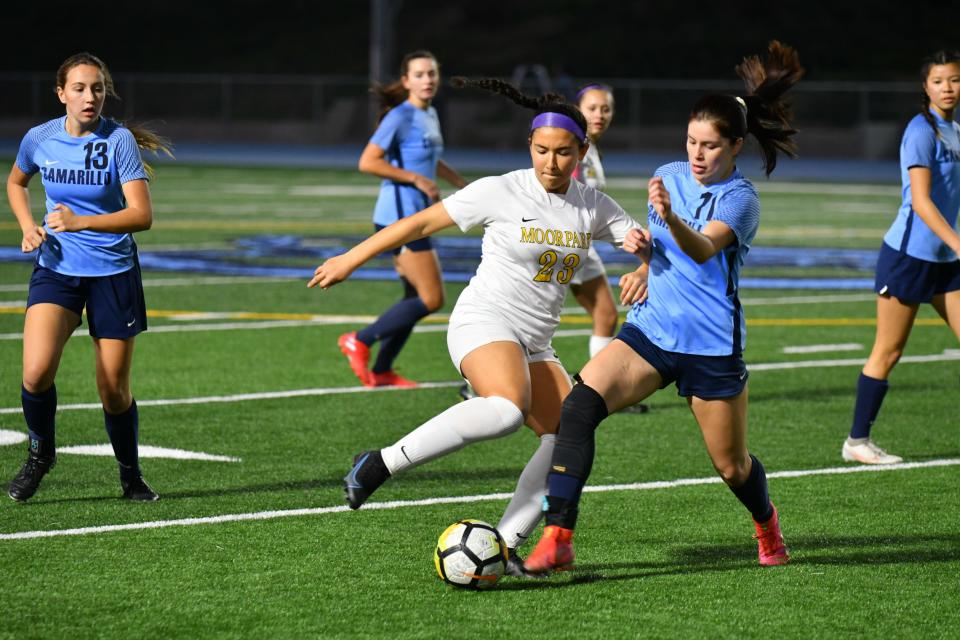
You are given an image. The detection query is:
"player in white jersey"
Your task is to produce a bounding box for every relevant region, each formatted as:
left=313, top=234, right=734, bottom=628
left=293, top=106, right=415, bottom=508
left=526, top=42, right=804, bottom=574
left=570, top=84, right=621, bottom=359
left=309, top=79, right=649, bottom=575
left=6, top=53, right=171, bottom=502
left=843, top=50, right=960, bottom=464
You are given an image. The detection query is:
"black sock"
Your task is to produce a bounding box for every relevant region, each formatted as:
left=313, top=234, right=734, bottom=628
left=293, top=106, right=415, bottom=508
left=729, top=454, right=773, bottom=523
left=544, top=383, right=609, bottom=529
left=21, top=384, right=57, bottom=457
left=849, top=373, right=888, bottom=439
left=104, top=399, right=141, bottom=481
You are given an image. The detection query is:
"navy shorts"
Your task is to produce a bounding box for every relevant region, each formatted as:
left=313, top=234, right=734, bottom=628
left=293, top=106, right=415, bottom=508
left=616, top=323, right=748, bottom=399
left=374, top=224, right=433, bottom=256
left=27, top=261, right=147, bottom=339
left=874, top=243, right=960, bottom=304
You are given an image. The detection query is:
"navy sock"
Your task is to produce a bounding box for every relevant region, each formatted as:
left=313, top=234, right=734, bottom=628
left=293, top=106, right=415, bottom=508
left=730, top=455, right=773, bottom=523
left=849, top=373, right=888, bottom=439
left=372, top=326, right=414, bottom=373
left=104, top=399, right=140, bottom=480
left=357, top=297, right=430, bottom=346
left=22, top=384, right=57, bottom=457
left=544, top=383, right=609, bottom=529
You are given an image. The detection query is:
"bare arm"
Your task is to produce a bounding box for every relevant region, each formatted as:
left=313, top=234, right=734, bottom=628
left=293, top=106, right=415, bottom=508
left=6, top=164, right=46, bottom=252
left=909, top=166, right=960, bottom=254
left=436, top=159, right=468, bottom=189
left=648, top=177, right=734, bottom=263
left=46, top=179, right=153, bottom=234
left=358, top=142, right=439, bottom=201
left=309, top=202, right=455, bottom=289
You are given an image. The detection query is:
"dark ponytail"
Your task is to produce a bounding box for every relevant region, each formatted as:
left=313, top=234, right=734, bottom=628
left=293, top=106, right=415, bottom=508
left=690, top=41, right=804, bottom=176
left=450, top=76, right=588, bottom=146
left=371, top=50, right=438, bottom=122
left=56, top=52, right=173, bottom=179
left=919, top=50, right=960, bottom=137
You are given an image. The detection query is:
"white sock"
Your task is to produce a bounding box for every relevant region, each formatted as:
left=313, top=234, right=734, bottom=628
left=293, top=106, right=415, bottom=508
left=496, top=433, right=556, bottom=550
left=589, top=335, right=614, bottom=358
left=381, top=396, right=523, bottom=475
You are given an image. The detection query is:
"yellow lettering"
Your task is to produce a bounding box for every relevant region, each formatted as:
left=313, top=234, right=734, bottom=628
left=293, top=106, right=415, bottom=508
left=520, top=227, right=537, bottom=243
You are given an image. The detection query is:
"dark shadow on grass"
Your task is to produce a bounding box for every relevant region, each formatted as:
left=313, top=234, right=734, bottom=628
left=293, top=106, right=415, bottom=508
left=495, top=532, right=960, bottom=591
left=23, top=466, right=527, bottom=503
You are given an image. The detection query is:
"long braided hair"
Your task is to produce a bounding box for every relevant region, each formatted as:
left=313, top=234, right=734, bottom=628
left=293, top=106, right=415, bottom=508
left=450, top=76, right=588, bottom=147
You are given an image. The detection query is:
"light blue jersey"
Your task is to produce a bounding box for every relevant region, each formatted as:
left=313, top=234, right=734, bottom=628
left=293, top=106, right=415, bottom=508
left=16, top=116, right=148, bottom=277
left=369, top=101, right=444, bottom=226
left=883, top=110, right=960, bottom=262
left=625, top=162, right=760, bottom=356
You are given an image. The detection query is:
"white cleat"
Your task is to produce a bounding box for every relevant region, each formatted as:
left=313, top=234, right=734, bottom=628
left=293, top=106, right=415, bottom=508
left=841, top=439, right=903, bottom=465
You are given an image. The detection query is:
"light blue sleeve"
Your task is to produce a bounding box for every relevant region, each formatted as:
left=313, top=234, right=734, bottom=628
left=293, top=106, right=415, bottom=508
left=901, top=119, right=937, bottom=169
left=713, top=185, right=760, bottom=244
left=369, top=107, right=406, bottom=152
left=113, top=128, right=149, bottom=183
left=15, top=129, right=39, bottom=174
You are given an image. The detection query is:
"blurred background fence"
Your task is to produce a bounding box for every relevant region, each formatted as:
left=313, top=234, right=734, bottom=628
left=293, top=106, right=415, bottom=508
left=0, top=71, right=922, bottom=160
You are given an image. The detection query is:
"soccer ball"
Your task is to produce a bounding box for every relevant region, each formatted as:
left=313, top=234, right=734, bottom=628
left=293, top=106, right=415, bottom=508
left=434, top=519, right=507, bottom=589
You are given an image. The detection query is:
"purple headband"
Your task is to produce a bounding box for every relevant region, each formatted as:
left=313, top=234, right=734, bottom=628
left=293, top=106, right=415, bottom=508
left=575, top=83, right=607, bottom=102
left=530, top=112, right=586, bottom=141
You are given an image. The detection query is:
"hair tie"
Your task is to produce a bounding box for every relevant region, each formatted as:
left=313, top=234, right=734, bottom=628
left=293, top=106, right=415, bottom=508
left=734, top=96, right=747, bottom=110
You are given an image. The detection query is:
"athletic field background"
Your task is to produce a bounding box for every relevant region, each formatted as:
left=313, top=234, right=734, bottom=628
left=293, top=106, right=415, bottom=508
left=0, top=164, right=957, bottom=639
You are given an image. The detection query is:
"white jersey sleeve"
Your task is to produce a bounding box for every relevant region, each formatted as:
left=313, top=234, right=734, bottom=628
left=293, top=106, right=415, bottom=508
left=442, top=176, right=507, bottom=233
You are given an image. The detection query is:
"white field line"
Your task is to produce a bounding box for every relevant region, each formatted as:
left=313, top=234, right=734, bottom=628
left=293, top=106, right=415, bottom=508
left=0, top=382, right=461, bottom=415
left=782, top=343, right=863, bottom=354
left=1, top=458, right=956, bottom=541
left=0, top=349, right=956, bottom=417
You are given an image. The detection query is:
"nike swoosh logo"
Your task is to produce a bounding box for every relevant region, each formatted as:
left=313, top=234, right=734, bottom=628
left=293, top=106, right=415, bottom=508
left=45, top=160, right=59, bottom=166
left=344, top=452, right=369, bottom=489
left=401, top=446, right=412, bottom=463
left=127, top=319, right=136, bottom=327
left=521, top=218, right=537, bottom=222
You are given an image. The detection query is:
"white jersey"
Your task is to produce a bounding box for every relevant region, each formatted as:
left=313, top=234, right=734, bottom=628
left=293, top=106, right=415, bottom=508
left=443, top=168, right=642, bottom=353
left=576, top=143, right=606, bottom=190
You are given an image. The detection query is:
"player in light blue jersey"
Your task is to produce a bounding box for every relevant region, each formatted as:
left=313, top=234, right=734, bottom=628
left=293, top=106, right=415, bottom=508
left=6, top=53, right=171, bottom=502
left=527, top=42, right=804, bottom=573
left=337, top=51, right=467, bottom=389
left=844, top=50, right=960, bottom=465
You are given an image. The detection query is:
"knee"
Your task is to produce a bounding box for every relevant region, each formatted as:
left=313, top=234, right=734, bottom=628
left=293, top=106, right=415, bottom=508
left=22, top=364, right=55, bottom=394
left=419, top=290, right=445, bottom=313
left=714, top=457, right=751, bottom=487
left=97, top=380, right=131, bottom=414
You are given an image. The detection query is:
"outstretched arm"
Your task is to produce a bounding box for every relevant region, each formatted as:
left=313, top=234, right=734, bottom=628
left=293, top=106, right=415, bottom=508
left=308, top=201, right=455, bottom=289
left=648, top=177, right=734, bottom=263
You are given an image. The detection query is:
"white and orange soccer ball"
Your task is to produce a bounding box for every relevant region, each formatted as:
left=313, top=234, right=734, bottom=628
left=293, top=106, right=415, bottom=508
left=433, top=519, right=507, bottom=589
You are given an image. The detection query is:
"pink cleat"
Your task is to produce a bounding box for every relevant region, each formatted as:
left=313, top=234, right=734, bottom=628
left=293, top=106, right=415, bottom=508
left=338, top=332, right=371, bottom=385
left=753, top=504, right=790, bottom=566
left=523, top=525, right=575, bottom=575
left=367, top=370, right=419, bottom=388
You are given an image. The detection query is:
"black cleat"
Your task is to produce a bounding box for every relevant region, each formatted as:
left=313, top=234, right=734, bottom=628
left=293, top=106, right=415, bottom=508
left=343, top=450, right=390, bottom=510
left=8, top=454, right=55, bottom=502
left=121, top=475, right=159, bottom=501
left=504, top=548, right=545, bottom=578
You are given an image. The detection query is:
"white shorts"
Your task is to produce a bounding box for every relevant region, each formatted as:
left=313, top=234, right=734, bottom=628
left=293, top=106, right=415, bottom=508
left=446, top=303, right=562, bottom=374
left=570, top=245, right=607, bottom=285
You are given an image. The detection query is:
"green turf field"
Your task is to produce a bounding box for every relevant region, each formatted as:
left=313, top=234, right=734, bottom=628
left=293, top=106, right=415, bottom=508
left=0, top=165, right=957, bottom=639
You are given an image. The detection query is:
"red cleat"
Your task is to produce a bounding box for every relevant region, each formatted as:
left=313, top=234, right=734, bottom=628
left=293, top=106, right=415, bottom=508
left=523, top=525, right=575, bottom=574
left=367, top=370, right=419, bottom=388
left=338, top=332, right=371, bottom=385
left=753, top=504, right=790, bottom=566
